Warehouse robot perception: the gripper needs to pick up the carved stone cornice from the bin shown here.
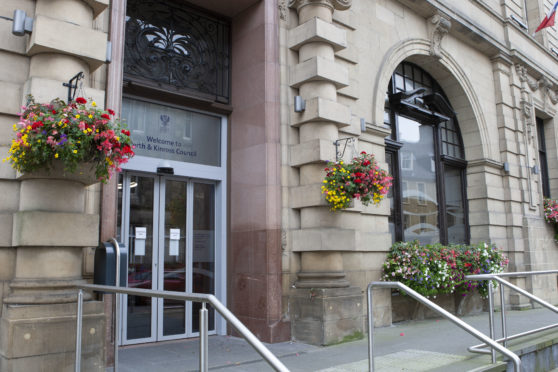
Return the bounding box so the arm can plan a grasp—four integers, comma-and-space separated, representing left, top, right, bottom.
429, 14, 451, 59
539, 76, 558, 105
289, 0, 352, 12
515, 64, 539, 92
520, 98, 535, 143
279, 0, 288, 21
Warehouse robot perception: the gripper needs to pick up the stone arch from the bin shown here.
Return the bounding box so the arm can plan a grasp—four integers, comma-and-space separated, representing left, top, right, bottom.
372, 38, 493, 161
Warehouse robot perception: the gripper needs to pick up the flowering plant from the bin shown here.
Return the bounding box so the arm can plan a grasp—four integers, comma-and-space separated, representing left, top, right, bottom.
382, 241, 509, 298
543, 198, 558, 242
4, 96, 134, 183
321, 151, 392, 211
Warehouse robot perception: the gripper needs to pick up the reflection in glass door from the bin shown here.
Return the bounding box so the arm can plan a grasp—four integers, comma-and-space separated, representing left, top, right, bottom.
118, 173, 216, 344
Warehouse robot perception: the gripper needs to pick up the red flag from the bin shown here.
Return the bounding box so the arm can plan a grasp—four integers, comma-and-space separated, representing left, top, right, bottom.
536, 0, 558, 33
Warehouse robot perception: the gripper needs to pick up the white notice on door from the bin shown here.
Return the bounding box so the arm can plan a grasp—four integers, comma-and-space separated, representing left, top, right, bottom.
169, 228, 180, 256
135, 227, 146, 256
135, 227, 147, 239
170, 228, 180, 240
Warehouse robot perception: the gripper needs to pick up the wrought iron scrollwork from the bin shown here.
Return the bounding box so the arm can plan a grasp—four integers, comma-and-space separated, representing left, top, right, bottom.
125, 0, 230, 102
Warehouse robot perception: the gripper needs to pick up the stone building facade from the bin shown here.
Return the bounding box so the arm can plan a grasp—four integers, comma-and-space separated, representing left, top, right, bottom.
1, 0, 558, 369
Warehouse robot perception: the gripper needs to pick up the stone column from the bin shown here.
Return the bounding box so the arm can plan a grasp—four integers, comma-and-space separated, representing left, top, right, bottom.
288, 0, 363, 345
0, 0, 108, 370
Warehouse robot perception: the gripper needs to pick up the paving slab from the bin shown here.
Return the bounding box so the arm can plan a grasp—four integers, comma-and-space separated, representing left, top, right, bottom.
112, 307, 558, 372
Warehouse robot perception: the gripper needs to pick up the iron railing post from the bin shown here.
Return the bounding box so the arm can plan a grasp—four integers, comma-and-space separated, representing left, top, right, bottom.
499, 283, 507, 347
367, 283, 375, 372
110, 238, 121, 372
200, 303, 208, 372
75, 289, 84, 372
487, 282, 496, 363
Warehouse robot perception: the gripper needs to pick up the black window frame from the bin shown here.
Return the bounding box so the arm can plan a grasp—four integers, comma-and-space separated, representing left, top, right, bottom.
385, 62, 470, 245
536, 117, 551, 198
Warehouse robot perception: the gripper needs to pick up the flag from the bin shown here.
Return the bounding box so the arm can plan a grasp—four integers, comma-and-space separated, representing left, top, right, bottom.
536, 0, 558, 33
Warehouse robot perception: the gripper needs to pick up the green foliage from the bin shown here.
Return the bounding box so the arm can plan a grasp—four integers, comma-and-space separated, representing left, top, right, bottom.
382, 241, 509, 298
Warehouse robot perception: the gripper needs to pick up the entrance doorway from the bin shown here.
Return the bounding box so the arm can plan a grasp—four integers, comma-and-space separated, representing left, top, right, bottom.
118, 172, 218, 344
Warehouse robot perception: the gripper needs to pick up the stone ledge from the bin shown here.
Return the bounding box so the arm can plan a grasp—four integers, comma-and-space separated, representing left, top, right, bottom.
28, 15, 108, 71
290, 138, 337, 167
291, 97, 351, 127
289, 56, 348, 89
82, 0, 109, 18
12, 211, 99, 247
288, 17, 347, 52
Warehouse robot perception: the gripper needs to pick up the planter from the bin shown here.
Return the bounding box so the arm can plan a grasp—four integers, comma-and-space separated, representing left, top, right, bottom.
16, 160, 99, 186
391, 291, 487, 322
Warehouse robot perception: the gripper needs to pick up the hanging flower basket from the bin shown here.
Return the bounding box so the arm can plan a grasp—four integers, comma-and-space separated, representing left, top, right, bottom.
4, 96, 135, 183
543, 198, 558, 243
321, 151, 392, 211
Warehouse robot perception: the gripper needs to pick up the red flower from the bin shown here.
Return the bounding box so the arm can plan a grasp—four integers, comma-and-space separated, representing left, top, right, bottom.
354, 178, 362, 184
362, 160, 370, 166
101, 114, 111, 120
76, 97, 87, 104
121, 129, 130, 136
361, 151, 367, 154
107, 109, 116, 116
464, 263, 472, 268
52, 110, 57, 115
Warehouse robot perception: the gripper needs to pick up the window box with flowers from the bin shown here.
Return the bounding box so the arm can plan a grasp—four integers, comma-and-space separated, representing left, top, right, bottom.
382, 241, 509, 321
4, 96, 134, 185
321, 151, 392, 211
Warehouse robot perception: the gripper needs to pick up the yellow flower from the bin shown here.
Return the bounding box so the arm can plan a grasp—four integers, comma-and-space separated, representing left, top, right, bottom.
91, 101, 97, 107
73, 150, 78, 154
55, 153, 59, 158
88, 114, 93, 119
114, 136, 120, 141
75, 114, 80, 119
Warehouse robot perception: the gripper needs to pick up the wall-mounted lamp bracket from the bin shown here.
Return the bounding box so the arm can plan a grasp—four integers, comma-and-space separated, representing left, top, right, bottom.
503, 162, 510, 173
360, 118, 366, 132
532, 165, 539, 175
333, 137, 355, 162
12, 10, 33, 36
62, 71, 85, 103
294, 96, 306, 112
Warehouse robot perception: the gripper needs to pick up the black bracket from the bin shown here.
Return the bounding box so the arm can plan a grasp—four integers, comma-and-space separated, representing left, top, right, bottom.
62, 71, 84, 103
333, 137, 355, 162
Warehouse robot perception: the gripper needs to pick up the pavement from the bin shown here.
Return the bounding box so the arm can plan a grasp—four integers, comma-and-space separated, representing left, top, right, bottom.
113, 307, 558, 372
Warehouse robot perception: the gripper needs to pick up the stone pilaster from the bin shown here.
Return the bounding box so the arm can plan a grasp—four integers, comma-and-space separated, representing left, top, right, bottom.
288, 0, 362, 345
0, 0, 108, 370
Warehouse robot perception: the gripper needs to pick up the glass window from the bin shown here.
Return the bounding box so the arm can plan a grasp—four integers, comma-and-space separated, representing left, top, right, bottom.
386, 62, 468, 245
125, 0, 230, 103
537, 117, 550, 198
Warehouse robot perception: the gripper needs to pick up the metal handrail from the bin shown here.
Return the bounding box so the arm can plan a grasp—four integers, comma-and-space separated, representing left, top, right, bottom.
367, 281, 521, 372
74, 285, 289, 372
465, 270, 558, 357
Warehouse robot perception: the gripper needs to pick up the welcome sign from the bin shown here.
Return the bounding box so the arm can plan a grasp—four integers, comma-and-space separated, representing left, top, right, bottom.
122, 98, 221, 166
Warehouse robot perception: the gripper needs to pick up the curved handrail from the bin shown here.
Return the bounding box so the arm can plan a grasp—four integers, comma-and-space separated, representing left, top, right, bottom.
367, 281, 521, 372
74, 284, 289, 372
466, 270, 558, 354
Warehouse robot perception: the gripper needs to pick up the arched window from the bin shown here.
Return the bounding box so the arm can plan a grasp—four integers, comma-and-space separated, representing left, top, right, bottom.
384, 62, 469, 245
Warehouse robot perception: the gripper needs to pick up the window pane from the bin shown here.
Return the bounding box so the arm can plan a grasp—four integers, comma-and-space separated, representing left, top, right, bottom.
444, 167, 466, 243
398, 116, 439, 244
386, 151, 396, 244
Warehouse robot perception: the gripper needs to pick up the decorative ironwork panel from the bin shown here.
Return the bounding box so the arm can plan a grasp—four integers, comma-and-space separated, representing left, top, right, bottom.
125, 0, 230, 103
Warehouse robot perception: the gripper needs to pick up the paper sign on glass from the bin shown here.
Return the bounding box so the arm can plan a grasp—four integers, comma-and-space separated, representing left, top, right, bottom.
135, 227, 147, 239
170, 229, 180, 240
135, 227, 146, 256
169, 228, 180, 256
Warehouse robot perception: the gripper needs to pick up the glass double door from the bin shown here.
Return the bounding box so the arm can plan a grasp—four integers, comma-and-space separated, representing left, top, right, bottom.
118, 172, 215, 344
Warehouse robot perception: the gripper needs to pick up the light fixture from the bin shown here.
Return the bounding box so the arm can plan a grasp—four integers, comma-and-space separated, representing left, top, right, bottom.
360, 118, 366, 132
12, 10, 33, 36
294, 96, 306, 112
503, 162, 510, 173
532, 165, 539, 175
